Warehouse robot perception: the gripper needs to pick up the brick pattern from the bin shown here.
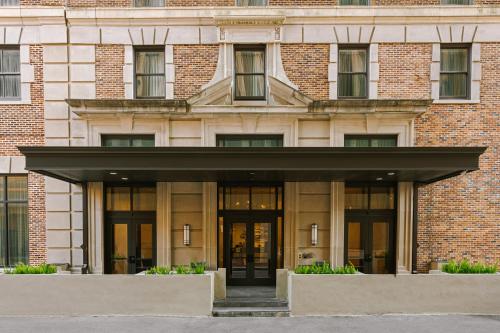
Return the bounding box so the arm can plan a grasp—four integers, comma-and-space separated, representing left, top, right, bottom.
281, 44, 330, 100
378, 43, 432, 100
67, 0, 131, 7
415, 43, 500, 273
95, 45, 125, 99
0, 45, 46, 265
173, 44, 219, 99
20, 0, 64, 5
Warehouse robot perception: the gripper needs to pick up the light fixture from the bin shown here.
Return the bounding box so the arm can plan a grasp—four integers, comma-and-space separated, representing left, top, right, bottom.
376, 177, 383, 181
183, 224, 191, 246
121, 177, 128, 181
387, 172, 395, 176
109, 172, 117, 175
311, 223, 318, 246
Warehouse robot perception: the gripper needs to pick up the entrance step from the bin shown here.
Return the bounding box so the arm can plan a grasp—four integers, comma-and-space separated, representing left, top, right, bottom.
213, 298, 288, 308
212, 306, 290, 317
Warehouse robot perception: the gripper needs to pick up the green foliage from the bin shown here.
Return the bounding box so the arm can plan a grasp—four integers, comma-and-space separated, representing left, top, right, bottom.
442, 259, 497, 274
294, 262, 358, 274
145, 266, 171, 275
190, 262, 207, 274
175, 265, 192, 274
5, 263, 57, 274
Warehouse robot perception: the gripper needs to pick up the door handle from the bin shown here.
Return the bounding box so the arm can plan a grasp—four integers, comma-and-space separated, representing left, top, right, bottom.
128, 256, 136, 264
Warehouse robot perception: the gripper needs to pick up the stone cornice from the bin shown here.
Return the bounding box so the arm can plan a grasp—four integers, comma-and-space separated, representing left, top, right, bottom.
214, 15, 286, 27
0, 7, 65, 25
64, 6, 500, 26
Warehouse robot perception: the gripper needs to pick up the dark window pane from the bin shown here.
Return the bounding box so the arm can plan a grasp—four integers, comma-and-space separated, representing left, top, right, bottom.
136, 75, 165, 98
345, 137, 370, 147
235, 75, 265, 98
441, 0, 470, 4
0, 177, 4, 200
217, 135, 283, 148
236, 0, 267, 5
340, 0, 368, 4
131, 137, 155, 147
7, 176, 27, 201
106, 187, 131, 211
345, 186, 368, 210
7, 203, 28, 265
345, 135, 397, 148
235, 51, 265, 73
0, 0, 20, 5
102, 135, 155, 147
134, 0, 165, 6
338, 73, 367, 98
440, 73, 467, 98
252, 187, 276, 210
225, 187, 250, 210
441, 48, 468, 72
371, 137, 397, 147
133, 187, 156, 211
339, 49, 366, 73
136, 51, 164, 74
370, 187, 395, 210
0, 203, 6, 266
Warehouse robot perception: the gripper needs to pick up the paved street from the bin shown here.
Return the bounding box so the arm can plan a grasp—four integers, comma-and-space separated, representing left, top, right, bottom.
0, 315, 499, 333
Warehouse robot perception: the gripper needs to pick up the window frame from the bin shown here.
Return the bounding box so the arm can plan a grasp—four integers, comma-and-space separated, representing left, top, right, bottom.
337, 45, 369, 99
134, 0, 165, 6
235, 0, 268, 6
344, 135, 398, 147
0, 46, 21, 101
339, 0, 369, 5
101, 134, 156, 147
440, 0, 472, 4
233, 44, 267, 101
216, 134, 283, 148
439, 44, 471, 100
0, 0, 20, 6
0, 175, 29, 268
134, 46, 166, 100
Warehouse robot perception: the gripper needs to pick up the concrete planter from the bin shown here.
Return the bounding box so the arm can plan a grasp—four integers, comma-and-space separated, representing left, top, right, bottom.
0, 273, 214, 316
289, 273, 500, 316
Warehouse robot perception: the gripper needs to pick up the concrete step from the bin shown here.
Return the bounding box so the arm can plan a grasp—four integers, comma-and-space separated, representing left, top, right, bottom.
212, 306, 290, 317
213, 298, 288, 308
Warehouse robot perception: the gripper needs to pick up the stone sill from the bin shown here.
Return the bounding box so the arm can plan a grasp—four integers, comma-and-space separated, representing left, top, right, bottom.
433, 99, 480, 104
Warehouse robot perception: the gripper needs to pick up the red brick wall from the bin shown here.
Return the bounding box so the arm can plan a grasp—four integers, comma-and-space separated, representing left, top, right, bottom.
173, 44, 219, 99
96, 45, 125, 99
415, 43, 500, 272
67, 0, 131, 7
281, 44, 329, 100
378, 43, 432, 100
0, 45, 46, 265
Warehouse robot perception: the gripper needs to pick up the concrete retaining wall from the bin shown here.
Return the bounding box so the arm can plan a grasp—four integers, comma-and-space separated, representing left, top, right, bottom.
289, 273, 500, 316
0, 273, 214, 316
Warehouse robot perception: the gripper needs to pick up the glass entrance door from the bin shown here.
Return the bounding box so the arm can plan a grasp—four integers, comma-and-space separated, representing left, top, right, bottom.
105, 186, 156, 274
345, 215, 395, 274
225, 217, 276, 285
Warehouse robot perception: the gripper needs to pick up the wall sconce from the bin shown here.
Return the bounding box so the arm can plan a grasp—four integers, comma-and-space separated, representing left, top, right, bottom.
183, 224, 191, 246
311, 223, 318, 246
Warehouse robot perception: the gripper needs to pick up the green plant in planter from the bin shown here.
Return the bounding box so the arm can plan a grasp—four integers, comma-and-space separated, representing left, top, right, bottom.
294, 262, 358, 274
145, 266, 171, 275
5, 263, 57, 274
190, 262, 207, 274
175, 265, 192, 274
442, 259, 497, 274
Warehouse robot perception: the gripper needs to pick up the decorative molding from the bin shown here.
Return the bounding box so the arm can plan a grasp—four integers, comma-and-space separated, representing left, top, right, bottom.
214, 15, 286, 27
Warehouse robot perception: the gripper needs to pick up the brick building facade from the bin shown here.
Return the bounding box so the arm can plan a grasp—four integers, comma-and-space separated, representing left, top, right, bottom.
0, 1, 498, 277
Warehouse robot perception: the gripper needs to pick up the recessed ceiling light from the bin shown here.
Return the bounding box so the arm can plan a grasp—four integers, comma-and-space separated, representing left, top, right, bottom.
376, 177, 383, 181
121, 177, 128, 181
109, 172, 117, 175
387, 172, 395, 176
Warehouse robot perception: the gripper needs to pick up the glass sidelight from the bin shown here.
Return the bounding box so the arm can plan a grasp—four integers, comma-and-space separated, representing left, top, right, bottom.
230, 223, 247, 279
105, 185, 156, 274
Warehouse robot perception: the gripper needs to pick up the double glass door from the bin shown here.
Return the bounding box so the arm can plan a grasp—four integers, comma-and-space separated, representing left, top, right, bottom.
224, 215, 276, 285
345, 214, 395, 274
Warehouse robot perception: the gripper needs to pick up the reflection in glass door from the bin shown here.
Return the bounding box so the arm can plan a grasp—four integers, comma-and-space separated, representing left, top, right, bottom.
254, 222, 271, 279
230, 223, 247, 279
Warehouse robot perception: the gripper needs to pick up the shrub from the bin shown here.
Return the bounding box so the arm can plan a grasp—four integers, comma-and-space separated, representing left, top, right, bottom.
442, 259, 497, 274
190, 262, 206, 274
294, 262, 358, 274
5, 263, 57, 274
145, 266, 171, 275
175, 265, 191, 274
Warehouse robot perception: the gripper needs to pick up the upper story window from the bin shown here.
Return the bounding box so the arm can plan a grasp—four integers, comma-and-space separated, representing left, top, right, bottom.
134, 0, 165, 6
441, 0, 472, 4
0, 0, 19, 5
0, 176, 28, 267
338, 46, 368, 99
217, 134, 283, 148
339, 0, 369, 5
234, 45, 266, 101
102, 134, 155, 147
135, 48, 165, 99
440, 45, 469, 99
344, 135, 397, 147
0, 47, 20, 100
236, 0, 267, 5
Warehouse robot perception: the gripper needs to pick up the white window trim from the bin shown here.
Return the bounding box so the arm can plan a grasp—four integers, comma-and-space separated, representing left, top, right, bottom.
431, 43, 480, 104
0, 44, 33, 105
329, 43, 378, 100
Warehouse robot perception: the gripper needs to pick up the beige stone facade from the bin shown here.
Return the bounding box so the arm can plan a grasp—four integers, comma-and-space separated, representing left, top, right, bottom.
0, 3, 498, 276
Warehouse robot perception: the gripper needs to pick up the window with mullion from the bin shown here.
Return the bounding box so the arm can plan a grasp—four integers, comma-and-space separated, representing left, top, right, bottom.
234, 46, 266, 100
0, 0, 19, 6
135, 48, 165, 99
134, 0, 165, 6
236, 0, 267, 5
440, 46, 469, 99
441, 0, 472, 4
0, 176, 28, 267
344, 135, 398, 148
0, 47, 21, 100
338, 47, 368, 99
339, 0, 369, 5
101, 134, 155, 147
